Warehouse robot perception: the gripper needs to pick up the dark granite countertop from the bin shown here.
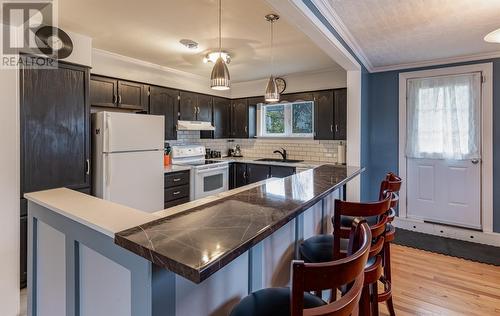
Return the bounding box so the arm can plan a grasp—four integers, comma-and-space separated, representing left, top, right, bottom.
115, 164, 364, 283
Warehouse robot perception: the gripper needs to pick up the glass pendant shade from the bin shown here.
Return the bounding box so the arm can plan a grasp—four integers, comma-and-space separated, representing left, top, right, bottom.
484, 28, 500, 43
264, 75, 279, 102
211, 56, 230, 90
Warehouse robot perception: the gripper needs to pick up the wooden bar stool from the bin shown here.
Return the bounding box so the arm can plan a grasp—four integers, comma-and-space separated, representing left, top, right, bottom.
299, 195, 392, 316
230, 219, 372, 316
377, 173, 402, 316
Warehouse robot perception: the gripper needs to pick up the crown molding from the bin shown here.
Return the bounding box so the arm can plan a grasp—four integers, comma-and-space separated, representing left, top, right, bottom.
371, 50, 500, 73
92, 48, 207, 81
311, 0, 374, 72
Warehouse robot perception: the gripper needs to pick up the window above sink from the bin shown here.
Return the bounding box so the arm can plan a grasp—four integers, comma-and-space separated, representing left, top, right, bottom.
257, 101, 314, 138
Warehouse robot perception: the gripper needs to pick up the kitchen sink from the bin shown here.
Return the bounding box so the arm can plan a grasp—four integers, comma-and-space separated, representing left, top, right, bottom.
256, 158, 304, 163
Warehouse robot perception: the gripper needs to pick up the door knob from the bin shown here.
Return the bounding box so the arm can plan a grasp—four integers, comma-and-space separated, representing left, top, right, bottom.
471, 159, 480, 164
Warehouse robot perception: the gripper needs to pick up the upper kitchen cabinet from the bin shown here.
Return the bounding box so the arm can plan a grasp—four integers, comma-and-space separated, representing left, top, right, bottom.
314, 90, 334, 140
333, 88, 347, 140
231, 98, 256, 138
21, 61, 91, 194
179, 91, 213, 122
149, 86, 179, 140
313, 89, 347, 140
211, 97, 231, 138
90, 75, 148, 112
280, 92, 314, 102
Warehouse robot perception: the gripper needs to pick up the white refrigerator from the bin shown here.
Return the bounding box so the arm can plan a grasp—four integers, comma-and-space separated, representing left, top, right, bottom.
92, 111, 164, 213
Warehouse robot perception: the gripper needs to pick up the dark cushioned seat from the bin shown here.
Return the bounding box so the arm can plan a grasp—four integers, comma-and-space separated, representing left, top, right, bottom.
300, 235, 377, 268
230, 287, 326, 316
299, 234, 349, 263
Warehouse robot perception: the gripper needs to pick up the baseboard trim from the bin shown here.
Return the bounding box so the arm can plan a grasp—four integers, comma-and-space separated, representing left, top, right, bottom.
393, 217, 500, 247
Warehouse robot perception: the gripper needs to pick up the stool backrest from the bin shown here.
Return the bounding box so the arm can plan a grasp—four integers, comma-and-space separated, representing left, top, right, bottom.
291, 219, 371, 316
333, 194, 391, 259
379, 172, 402, 208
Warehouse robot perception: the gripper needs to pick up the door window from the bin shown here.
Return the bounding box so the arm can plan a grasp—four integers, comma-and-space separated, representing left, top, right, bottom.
406, 72, 481, 160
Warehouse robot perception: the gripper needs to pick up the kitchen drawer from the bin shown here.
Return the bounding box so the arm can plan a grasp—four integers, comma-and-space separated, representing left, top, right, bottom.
164, 184, 189, 202
164, 171, 190, 187
164, 197, 190, 209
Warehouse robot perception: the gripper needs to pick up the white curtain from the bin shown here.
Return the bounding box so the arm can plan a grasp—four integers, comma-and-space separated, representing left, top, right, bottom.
406, 72, 481, 160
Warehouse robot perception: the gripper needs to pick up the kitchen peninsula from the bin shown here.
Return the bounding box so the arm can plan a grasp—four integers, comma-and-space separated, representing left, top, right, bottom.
25, 164, 362, 316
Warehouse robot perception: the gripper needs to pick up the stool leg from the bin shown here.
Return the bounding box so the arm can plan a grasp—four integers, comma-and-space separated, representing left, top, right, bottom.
371, 282, 379, 316
360, 285, 371, 316
384, 243, 396, 316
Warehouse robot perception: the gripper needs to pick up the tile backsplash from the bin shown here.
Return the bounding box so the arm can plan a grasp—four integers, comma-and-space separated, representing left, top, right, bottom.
167, 131, 346, 163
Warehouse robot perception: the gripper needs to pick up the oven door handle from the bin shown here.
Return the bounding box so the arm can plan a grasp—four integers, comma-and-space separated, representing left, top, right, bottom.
196, 166, 228, 174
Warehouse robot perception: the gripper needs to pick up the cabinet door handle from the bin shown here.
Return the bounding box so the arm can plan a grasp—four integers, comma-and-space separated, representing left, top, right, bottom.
244, 126, 248, 133
335, 124, 338, 132
330, 124, 333, 132
173, 191, 181, 195
243, 171, 247, 179
86, 159, 90, 175
193, 106, 197, 116
113, 94, 117, 104
118, 95, 122, 104
173, 178, 181, 182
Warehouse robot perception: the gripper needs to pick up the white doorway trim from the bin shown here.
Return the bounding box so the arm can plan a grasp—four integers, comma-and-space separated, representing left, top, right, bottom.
398, 63, 494, 233
265, 0, 363, 200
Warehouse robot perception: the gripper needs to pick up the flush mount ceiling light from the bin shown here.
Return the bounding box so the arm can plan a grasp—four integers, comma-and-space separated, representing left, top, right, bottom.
203, 51, 231, 64
179, 39, 199, 50
484, 28, 500, 43
210, 0, 230, 91
264, 14, 280, 103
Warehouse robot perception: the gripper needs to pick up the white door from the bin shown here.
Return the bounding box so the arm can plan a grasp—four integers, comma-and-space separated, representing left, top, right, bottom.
104, 112, 164, 152
104, 150, 164, 212
405, 72, 482, 229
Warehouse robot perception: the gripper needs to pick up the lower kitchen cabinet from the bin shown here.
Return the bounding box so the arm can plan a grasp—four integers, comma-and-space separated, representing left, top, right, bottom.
232, 163, 297, 188
164, 170, 190, 208
246, 164, 270, 183
270, 165, 296, 178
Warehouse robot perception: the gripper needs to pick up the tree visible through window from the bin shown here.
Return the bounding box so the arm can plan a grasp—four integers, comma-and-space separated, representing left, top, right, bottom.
261, 101, 314, 137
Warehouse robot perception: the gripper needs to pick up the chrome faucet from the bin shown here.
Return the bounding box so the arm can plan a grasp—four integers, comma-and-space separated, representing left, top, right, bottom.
273, 148, 287, 161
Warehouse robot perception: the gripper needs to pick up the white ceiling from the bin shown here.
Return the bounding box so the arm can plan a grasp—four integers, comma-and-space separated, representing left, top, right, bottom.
327, 0, 500, 69
58, 0, 340, 82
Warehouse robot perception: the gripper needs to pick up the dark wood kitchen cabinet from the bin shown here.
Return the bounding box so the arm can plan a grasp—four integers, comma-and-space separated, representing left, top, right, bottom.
234, 163, 248, 188
246, 164, 270, 183
270, 165, 296, 178
149, 86, 179, 140
230, 98, 256, 138
20, 60, 90, 288
90, 75, 148, 111
314, 90, 335, 140
313, 88, 347, 140
333, 88, 347, 140
280, 92, 314, 102
164, 170, 190, 208
21, 62, 91, 194
179, 91, 212, 122
210, 96, 231, 138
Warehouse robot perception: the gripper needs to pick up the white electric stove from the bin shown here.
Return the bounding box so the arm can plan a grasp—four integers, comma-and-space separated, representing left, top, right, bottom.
171, 145, 229, 200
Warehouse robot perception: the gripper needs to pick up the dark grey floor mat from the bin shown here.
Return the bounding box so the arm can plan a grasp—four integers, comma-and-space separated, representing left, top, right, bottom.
393, 228, 500, 266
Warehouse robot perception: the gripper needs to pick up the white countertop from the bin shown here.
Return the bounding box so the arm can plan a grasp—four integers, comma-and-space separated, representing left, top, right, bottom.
24, 188, 160, 238
164, 164, 191, 173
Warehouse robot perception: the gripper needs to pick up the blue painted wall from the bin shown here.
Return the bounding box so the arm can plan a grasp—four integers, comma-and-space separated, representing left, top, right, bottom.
367, 59, 500, 232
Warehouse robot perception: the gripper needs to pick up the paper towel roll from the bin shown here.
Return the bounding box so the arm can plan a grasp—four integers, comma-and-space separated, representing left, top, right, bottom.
337, 142, 346, 165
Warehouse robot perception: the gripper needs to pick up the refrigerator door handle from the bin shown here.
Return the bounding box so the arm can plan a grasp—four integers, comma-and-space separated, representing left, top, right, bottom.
105, 154, 111, 187
105, 114, 111, 152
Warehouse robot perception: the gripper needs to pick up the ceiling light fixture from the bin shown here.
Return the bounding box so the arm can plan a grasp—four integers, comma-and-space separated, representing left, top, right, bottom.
210, 0, 230, 90
179, 39, 199, 50
264, 14, 280, 103
203, 51, 231, 64
484, 28, 500, 43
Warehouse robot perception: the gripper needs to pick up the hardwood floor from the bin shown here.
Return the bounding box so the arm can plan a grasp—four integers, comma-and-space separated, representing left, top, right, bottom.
379, 245, 500, 315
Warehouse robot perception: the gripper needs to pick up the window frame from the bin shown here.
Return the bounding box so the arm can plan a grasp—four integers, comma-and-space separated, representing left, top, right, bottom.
259, 101, 315, 139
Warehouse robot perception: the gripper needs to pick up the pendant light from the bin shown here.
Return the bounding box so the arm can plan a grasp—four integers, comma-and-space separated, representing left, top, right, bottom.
210, 0, 230, 90
264, 14, 280, 102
